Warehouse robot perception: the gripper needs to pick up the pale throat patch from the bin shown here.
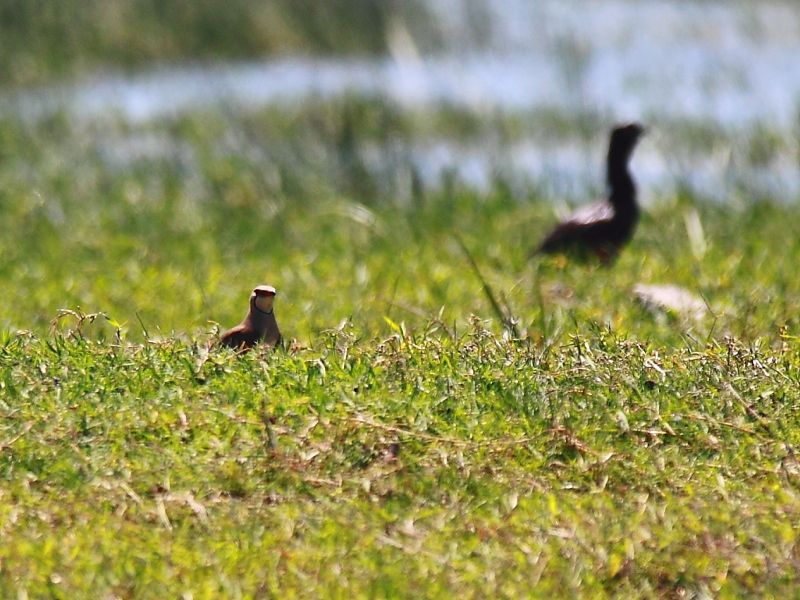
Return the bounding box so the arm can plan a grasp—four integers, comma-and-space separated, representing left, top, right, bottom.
254, 295, 275, 313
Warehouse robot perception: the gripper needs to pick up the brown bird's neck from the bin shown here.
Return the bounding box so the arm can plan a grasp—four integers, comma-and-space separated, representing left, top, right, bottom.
606, 147, 637, 215
245, 303, 276, 335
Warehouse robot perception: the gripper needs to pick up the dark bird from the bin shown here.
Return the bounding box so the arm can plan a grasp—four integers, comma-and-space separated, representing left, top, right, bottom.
534, 123, 645, 262
219, 285, 281, 350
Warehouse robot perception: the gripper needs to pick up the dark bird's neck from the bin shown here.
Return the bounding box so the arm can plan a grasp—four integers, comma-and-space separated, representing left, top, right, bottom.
606, 147, 638, 217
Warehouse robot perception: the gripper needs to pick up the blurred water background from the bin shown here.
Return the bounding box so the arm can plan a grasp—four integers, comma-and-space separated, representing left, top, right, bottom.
2, 0, 800, 203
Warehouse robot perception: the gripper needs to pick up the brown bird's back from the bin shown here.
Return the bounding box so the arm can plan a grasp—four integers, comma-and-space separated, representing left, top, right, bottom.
219, 324, 271, 350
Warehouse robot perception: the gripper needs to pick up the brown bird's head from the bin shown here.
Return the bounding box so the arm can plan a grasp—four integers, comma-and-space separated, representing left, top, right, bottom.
609, 122, 645, 160
250, 285, 277, 314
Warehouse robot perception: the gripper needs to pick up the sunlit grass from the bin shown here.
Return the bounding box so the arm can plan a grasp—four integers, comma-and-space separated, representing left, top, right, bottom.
2, 319, 800, 596
1, 102, 800, 597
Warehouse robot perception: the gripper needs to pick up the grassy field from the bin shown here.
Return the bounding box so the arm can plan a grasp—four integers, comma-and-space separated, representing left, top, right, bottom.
0, 0, 436, 86
1, 100, 800, 597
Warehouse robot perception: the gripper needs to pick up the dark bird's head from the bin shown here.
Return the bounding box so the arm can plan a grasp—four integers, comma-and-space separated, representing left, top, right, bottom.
250, 285, 277, 314
609, 122, 645, 162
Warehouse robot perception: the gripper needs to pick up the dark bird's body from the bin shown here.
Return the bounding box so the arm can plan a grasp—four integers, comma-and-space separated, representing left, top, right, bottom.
219, 285, 281, 350
535, 123, 645, 262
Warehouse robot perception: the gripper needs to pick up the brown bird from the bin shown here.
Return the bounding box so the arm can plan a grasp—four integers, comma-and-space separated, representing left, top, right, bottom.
219, 285, 281, 350
534, 123, 645, 262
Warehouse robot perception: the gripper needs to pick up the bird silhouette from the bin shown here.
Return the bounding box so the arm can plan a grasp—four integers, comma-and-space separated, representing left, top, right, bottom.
534, 123, 645, 262
219, 285, 281, 350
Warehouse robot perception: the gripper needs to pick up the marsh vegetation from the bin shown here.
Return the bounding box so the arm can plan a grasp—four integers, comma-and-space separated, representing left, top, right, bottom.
2, 1, 800, 596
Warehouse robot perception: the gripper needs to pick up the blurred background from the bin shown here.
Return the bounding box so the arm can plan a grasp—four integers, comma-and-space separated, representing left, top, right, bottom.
3, 0, 800, 200
1, 0, 799, 337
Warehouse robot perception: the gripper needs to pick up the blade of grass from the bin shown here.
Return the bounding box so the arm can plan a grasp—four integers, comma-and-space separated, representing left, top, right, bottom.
454, 234, 520, 338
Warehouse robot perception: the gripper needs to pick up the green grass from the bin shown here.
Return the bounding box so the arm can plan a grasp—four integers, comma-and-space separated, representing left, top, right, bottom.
0, 0, 436, 86
3, 319, 800, 596
2, 103, 800, 597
